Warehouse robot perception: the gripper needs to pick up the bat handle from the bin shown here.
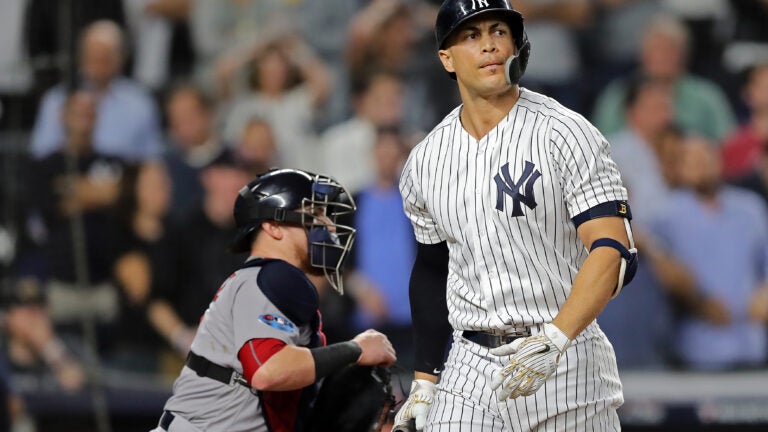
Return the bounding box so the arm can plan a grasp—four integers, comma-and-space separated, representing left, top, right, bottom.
392, 419, 416, 432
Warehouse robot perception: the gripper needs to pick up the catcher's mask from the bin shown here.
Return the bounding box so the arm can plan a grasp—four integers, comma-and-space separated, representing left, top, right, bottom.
230, 168, 356, 294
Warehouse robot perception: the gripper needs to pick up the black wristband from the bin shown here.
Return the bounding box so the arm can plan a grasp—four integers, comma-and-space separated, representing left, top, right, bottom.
310, 341, 362, 380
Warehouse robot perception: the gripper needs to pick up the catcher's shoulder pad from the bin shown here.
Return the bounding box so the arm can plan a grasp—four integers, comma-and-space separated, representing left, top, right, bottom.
256, 259, 319, 326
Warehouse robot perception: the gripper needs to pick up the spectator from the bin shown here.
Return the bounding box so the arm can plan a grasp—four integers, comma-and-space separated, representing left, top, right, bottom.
0, 0, 32, 96
31, 20, 163, 162
0, 353, 33, 430
21, 89, 123, 327
722, 0, 768, 76
592, 14, 736, 142
346, 128, 416, 366
234, 118, 278, 177
653, 137, 768, 370
593, 0, 662, 74
721, 64, 768, 179
660, 0, 730, 81
164, 83, 228, 218
656, 123, 687, 188
147, 159, 251, 361
347, 0, 419, 81
9, 88, 111, 387
24, 0, 126, 92
222, 37, 330, 172
599, 76, 676, 369
109, 161, 172, 372
3, 278, 85, 391
190, 0, 291, 93
321, 71, 404, 194
586, 0, 663, 111
731, 154, 768, 211
610, 76, 675, 223
346, 0, 451, 132
124, 0, 194, 91
297, 0, 363, 126
513, 0, 595, 110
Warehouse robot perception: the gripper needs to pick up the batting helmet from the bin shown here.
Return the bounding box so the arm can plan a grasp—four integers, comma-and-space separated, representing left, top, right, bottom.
230, 168, 356, 294
435, 0, 530, 84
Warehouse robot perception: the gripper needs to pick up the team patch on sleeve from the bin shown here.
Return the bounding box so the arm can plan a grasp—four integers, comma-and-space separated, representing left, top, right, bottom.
259, 314, 298, 334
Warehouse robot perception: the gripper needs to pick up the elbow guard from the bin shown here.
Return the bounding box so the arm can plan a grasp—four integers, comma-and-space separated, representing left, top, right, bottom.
590, 219, 638, 298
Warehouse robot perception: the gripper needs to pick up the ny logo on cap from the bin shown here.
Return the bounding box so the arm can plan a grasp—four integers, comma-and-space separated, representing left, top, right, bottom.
471, 0, 490, 9
494, 161, 541, 216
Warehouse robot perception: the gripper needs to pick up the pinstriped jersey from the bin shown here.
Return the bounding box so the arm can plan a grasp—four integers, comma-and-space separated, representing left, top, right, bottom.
399, 88, 628, 332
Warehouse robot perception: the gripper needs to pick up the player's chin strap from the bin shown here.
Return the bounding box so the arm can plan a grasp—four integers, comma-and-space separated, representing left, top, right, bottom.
589, 219, 638, 299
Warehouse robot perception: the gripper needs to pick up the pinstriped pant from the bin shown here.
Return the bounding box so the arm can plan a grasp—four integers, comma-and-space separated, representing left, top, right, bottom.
425, 324, 623, 431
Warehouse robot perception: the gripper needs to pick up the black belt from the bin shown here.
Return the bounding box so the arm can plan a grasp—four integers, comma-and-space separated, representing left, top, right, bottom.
160, 410, 174, 430
186, 351, 249, 388
461, 328, 531, 348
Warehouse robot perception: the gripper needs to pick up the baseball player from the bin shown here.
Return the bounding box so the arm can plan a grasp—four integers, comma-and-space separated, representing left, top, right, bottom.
393, 1, 637, 431
151, 169, 396, 432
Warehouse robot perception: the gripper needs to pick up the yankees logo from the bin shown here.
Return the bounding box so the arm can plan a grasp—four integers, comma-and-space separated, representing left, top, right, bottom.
471, 0, 490, 8
494, 160, 541, 216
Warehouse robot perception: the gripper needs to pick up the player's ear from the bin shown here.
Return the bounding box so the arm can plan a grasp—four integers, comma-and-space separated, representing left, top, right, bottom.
261, 220, 284, 241
439, 48, 455, 74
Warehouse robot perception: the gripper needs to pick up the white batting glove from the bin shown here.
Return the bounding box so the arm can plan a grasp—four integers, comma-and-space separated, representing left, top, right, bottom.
490, 323, 571, 400
394, 379, 436, 431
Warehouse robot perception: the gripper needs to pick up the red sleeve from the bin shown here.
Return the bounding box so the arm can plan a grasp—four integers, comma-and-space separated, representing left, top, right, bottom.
238, 338, 287, 382
317, 310, 327, 347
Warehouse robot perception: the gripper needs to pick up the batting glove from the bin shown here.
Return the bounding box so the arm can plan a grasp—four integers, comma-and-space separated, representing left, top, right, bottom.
490, 323, 571, 400
394, 379, 436, 431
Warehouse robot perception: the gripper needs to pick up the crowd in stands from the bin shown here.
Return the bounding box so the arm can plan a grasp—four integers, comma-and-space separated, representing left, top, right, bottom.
1, 0, 768, 428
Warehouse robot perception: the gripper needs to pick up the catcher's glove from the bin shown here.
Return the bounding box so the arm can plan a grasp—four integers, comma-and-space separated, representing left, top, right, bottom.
307, 365, 395, 432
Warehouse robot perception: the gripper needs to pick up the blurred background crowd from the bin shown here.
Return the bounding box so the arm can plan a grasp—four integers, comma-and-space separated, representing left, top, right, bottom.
1, 0, 768, 431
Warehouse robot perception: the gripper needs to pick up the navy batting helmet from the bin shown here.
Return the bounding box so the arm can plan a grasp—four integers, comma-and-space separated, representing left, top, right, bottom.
230, 168, 356, 293
435, 0, 530, 84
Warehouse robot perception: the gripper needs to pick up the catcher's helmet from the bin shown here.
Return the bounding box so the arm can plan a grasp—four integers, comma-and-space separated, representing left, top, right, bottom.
435, 0, 530, 84
230, 168, 356, 294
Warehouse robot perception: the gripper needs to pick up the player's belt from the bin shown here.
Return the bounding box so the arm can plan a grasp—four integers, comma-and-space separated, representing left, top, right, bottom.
461, 328, 531, 348
159, 410, 175, 430
186, 351, 250, 388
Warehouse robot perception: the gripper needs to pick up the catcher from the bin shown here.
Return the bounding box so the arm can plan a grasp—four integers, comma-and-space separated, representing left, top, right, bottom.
151, 169, 396, 432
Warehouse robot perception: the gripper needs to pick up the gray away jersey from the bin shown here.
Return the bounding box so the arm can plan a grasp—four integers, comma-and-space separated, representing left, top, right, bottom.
400, 88, 628, 332
163, 265, 314, 432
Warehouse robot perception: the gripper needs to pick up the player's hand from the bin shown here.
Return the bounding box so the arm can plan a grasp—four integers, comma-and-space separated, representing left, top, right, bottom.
490, 323, 571, 400
696, 297, 731, 326
394, 379, 436, 431
749, 285, 768, 323
171, 326, 196, 356
352, 329, 396, 367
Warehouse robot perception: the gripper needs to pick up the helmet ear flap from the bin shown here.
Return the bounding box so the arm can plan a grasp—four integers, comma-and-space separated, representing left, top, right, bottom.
504, 38, 530, 85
